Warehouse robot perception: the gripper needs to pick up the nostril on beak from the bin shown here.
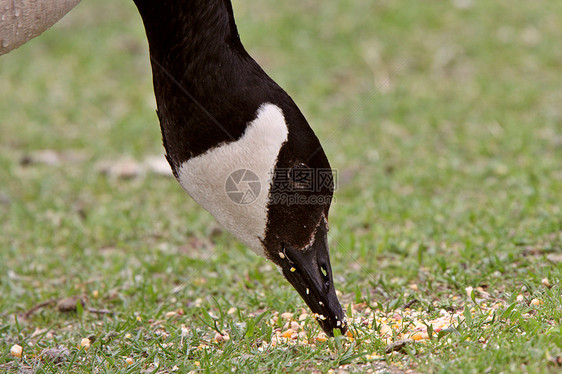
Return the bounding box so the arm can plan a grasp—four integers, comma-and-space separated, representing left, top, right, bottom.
319, 263, 330, 292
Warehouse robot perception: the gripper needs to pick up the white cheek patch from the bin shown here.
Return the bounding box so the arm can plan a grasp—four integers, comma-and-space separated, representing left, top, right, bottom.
177, 103, 288, 257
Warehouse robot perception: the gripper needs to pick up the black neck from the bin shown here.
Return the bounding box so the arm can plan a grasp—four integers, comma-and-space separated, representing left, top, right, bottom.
134, 0, 243, 67
133, 0, 286, 170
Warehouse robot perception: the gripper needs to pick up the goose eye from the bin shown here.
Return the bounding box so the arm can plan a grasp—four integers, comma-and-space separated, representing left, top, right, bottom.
288, 163, 313, 190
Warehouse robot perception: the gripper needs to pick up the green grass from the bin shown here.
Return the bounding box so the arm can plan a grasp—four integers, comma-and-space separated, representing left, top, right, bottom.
1, 0, 561, 372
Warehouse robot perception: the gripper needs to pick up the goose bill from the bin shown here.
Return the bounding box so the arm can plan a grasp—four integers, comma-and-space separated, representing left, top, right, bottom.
280, 223, 347, 336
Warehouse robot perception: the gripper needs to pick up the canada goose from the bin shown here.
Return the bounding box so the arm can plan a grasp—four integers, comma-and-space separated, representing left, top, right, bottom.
132, 0, 347, 335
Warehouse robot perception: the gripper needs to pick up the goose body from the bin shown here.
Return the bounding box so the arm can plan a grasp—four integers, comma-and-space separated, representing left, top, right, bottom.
133, 0, 346, 335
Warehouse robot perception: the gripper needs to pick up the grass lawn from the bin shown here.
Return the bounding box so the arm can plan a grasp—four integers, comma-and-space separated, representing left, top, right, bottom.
1, 0, 561, 372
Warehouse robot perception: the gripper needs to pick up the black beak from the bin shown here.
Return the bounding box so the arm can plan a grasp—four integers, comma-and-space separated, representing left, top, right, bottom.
279, 222, 347, 336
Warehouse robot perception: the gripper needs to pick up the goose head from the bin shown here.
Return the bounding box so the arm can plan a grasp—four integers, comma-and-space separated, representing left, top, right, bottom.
175, 102, 346, 336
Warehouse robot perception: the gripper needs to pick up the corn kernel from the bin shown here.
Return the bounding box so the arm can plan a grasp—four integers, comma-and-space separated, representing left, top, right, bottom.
380, 324, 391, 335
316, 335, 328, 342
280, 312, 293, 320
530, 298, 541, 306
125, 357, 134, 365
80, 338, 91, 350
10, 344, 22, 358
214, 332, 230, 342
411, 332, 423, 341
281, 328, 294, 338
